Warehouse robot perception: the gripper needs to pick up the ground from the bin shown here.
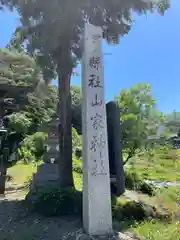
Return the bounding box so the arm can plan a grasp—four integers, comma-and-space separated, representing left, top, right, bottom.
1, 163, 136, 240
1, 149, 180, 240
1, 184, 179, 240
0, 199, 81, 240
0, 163, 80, 240
0, 197, 135, 240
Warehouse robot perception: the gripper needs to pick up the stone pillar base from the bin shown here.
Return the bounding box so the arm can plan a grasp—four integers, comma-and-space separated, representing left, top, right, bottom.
0, 193, 5, 199
62, 229, 138, 240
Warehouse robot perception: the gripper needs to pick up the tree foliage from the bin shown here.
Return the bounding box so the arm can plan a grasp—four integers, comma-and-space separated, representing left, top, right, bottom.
25, 85, 58, 127
0, 48, 58, 132
0, 48, 42, 87
116, 84, 163, 164
3, 0, 170, 79
7, 112, 33, 134
72, 127, 82, 155
0, 0, 170, 187
18, 132, 48, 163
71, 85, 82, 134
0, 48, 58, 166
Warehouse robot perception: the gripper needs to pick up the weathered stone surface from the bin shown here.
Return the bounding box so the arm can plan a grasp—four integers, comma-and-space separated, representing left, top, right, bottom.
30, 163, 59, 191
40, 118, 59, 163
82, 23, 112, 235
62, 229, 139, 240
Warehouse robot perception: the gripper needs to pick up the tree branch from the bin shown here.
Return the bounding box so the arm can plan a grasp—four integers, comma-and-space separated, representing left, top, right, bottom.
123, 143, 137, 165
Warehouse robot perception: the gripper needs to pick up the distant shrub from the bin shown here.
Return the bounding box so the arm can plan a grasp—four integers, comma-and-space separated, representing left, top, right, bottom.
125, 171, 141, 190
139, 182, 155, 196
125, 171, 154, 196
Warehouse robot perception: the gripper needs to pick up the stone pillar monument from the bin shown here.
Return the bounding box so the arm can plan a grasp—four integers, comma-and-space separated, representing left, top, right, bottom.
82, 23, 112, 236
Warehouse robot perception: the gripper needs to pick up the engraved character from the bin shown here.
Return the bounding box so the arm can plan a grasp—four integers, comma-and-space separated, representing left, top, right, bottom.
91, 94, 102, 107
89, 56, 101, 70
90, 113, 104, 130
88, 74, 102, 88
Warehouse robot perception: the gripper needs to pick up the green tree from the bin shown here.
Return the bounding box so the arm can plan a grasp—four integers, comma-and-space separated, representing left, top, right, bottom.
18, 132, 48, 163
2, 86, 58, 169
0, 47, 57, 135
72, 127, 82, 155
0, 48, 41, 87
7, 112, 33, 134
0, 48, 44, 193
0, 48, 43, 153
71, 85, 82, 134
116, 83, 162, 164
3, 0, 170, 187
25, 85, 58, 129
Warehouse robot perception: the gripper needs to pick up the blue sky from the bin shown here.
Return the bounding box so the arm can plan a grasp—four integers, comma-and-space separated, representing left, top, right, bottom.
0, 1, 180, 113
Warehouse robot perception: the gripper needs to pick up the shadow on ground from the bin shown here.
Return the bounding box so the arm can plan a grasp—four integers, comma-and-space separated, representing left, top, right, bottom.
0, 199, 81, 240
0, 197, 144, 240
0, 188, 172, 240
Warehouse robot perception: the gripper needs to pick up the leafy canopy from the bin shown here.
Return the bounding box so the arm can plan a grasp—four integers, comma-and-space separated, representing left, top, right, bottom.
0, 48, 42, 87
0, 48, 58, 162
2, 0, 170, 80
116, 83, 163, 163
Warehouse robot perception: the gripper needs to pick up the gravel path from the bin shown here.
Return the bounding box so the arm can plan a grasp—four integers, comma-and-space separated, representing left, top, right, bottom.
0, 190, 139, 240
0, 191, 81, 240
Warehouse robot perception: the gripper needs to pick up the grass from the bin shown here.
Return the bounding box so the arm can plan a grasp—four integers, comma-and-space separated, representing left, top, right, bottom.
129, 186, 180, 212
7, 161, 42, 185
116, 148, 180, 240
73, 171, 82, 191
125, 148, 180, 182
133, 220, 180, 240
6, 152, 180, 240
7, 159, 83, 191
111, 186, 180, 239
153, 187, 180, 218
73, 155, 83, 191
123, 187, 180, 240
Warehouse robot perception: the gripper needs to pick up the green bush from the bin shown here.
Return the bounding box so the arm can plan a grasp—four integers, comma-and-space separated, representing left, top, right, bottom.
18, 132, 48, 162
27, 186, 82, 217
112, 201, 156, 222
125, 171, 154, 196
72, 127, 82, 156
139, 182, 155, 196
125, 171, 141, 190
72, 156, 82, 174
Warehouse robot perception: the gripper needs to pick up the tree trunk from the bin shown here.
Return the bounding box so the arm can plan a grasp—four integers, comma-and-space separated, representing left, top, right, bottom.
0, 108, 6, 195
0, 167, 7, 195
0, 156, 7, 195
57, 48, 74, 188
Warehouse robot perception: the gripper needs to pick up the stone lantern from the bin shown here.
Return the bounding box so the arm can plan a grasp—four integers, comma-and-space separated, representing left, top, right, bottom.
42, 117, 60, 163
